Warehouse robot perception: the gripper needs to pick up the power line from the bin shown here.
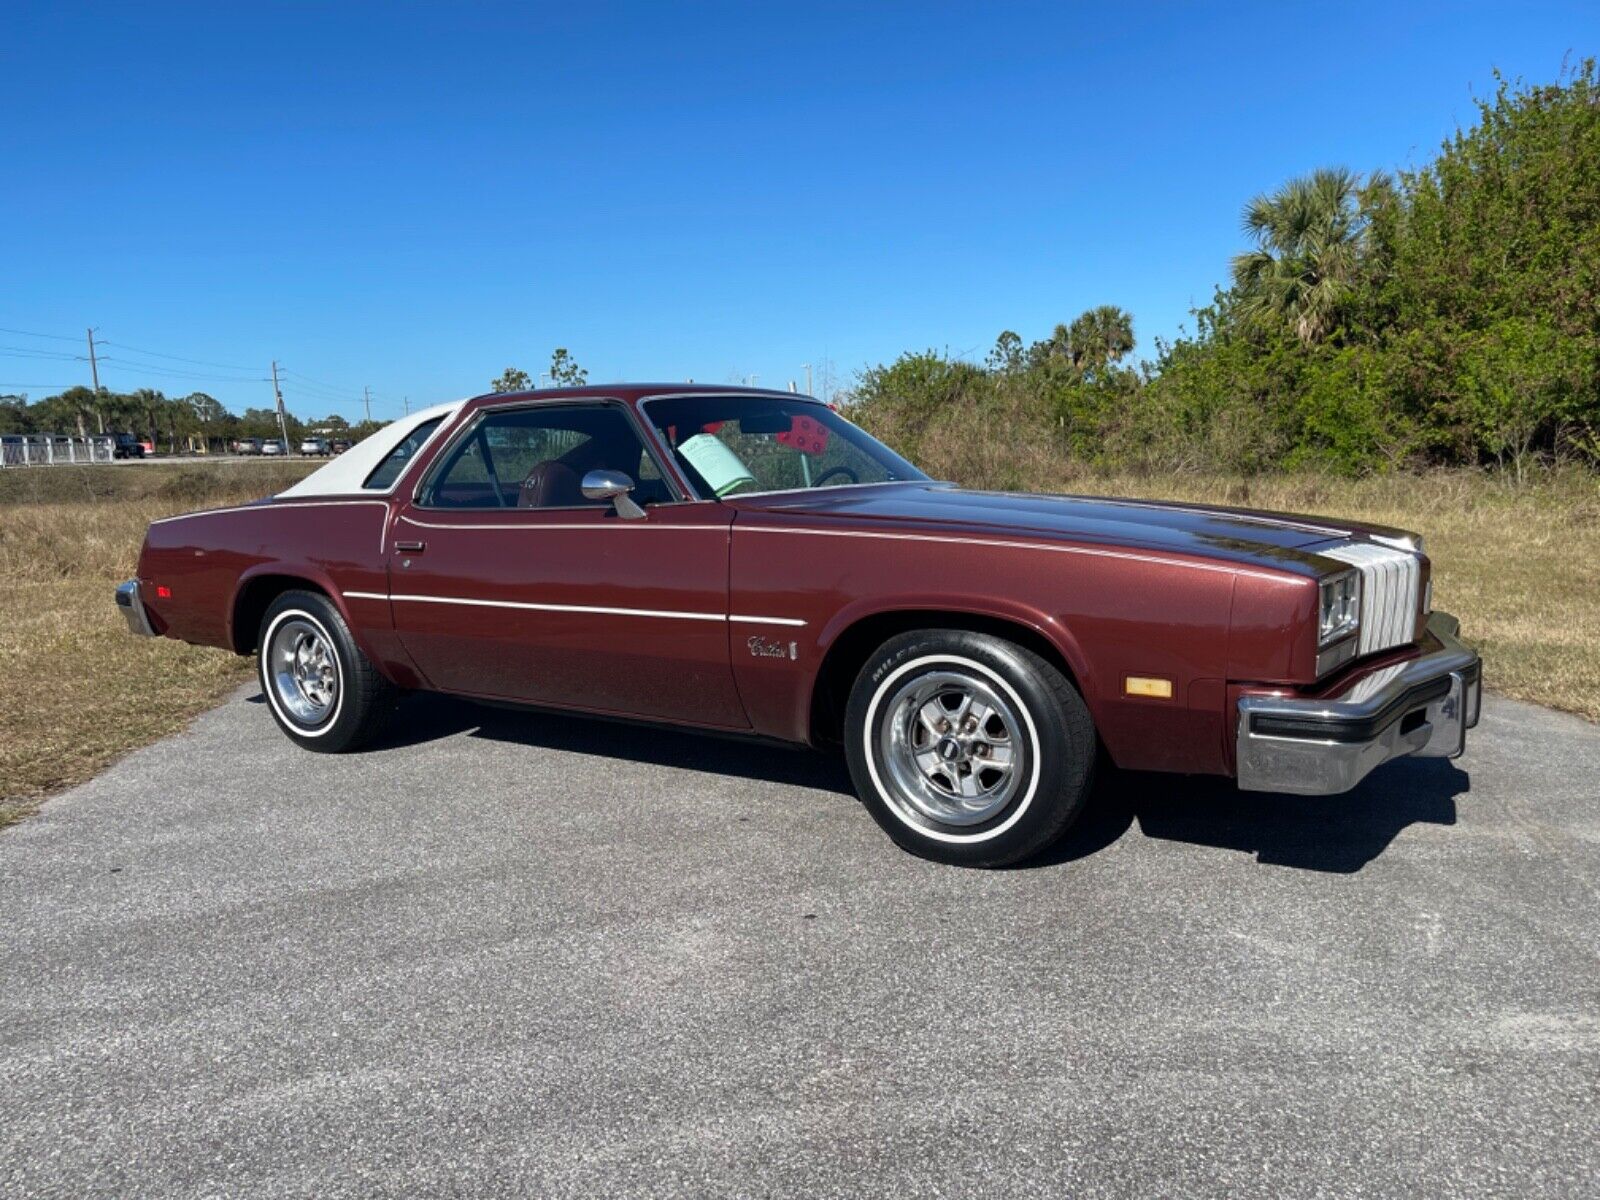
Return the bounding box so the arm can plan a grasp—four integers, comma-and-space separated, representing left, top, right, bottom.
0, 345, 87, 361
97, 357, 269, 384
280, 393, 367, 416
279, 367, 371, 401
98, 339, 262, 372
0, 324, 81, 343
278, 376, 366, 403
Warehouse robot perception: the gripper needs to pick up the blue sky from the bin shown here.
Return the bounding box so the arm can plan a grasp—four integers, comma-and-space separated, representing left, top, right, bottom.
2, 2, 1594, 422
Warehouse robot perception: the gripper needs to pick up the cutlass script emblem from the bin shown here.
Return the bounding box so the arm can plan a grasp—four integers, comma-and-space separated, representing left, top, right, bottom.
748, 636, 797, 660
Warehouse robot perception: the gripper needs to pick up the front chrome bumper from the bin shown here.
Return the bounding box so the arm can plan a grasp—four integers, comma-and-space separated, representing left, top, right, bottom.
1235, 611, 1480, 795
115, 578, 155, 637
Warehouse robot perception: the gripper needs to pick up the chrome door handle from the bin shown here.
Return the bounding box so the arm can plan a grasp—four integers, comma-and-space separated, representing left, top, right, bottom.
394, 540, 426, 553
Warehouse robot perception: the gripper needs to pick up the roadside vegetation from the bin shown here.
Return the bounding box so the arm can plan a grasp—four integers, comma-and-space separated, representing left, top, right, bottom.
851, 64, 1599, 479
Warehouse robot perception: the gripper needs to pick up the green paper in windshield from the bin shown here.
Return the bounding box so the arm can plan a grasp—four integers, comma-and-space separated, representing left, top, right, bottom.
679, 434, 757, 497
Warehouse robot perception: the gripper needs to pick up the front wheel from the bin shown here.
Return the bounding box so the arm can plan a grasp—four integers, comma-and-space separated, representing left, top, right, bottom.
844, 630, 1095, 866
258, 589, 397, 753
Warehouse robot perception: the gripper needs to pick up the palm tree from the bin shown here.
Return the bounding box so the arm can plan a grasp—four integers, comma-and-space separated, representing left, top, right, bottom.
1038, 306, 1136, 376
132, 388, 167, 448
1066, 305, 1135, 373
1230, 167, 1380, 345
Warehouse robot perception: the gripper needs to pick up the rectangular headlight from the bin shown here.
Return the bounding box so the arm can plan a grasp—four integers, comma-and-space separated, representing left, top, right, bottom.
1319, 570, 1361, 647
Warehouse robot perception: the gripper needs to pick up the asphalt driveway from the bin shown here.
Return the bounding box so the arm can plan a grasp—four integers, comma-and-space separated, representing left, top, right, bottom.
2, 688, 1597, 1198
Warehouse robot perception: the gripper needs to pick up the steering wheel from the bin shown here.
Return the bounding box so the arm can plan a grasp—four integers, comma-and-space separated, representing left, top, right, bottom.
812, 464, 859, 487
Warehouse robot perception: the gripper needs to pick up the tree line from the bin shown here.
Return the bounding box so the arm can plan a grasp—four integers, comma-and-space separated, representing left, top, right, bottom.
0, 386, 389, 451
850, 61, 1599, 480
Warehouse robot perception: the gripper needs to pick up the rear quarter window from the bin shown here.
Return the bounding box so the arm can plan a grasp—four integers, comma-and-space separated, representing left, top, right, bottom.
364, 418, 443, 490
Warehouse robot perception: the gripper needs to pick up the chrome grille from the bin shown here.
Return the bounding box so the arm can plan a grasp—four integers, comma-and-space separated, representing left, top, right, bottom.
1320, 541, 1422, 656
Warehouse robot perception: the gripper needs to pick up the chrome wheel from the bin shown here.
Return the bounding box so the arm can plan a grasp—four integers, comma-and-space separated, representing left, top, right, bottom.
878, 668, 1025, 827
268, 617, 340, 727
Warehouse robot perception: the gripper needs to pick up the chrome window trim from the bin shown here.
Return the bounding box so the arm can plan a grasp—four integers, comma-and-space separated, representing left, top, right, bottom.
396, 508, 723, 531
702, 479, 927, 502
412, 395, 687, 511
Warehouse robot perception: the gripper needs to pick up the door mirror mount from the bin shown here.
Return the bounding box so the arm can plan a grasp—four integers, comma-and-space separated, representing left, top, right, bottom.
580, 469, 647, 520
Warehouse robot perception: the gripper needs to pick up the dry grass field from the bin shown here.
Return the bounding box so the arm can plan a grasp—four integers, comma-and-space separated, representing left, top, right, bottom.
0, 461, 317, 825
2, 459, 1595, 826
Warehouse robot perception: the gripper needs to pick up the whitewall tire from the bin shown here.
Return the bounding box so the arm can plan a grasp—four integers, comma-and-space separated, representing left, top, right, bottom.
844, 630, 1095, 866
257, 589, 397, 753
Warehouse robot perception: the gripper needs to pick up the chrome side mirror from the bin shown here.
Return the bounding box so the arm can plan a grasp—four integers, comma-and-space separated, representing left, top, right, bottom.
580, 469, 646, 520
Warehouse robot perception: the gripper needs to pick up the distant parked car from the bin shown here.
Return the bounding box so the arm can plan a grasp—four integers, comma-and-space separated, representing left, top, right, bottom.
329, 439, 352, 455
260, 439, 286, 456
299, 437, 331, 457
233, 437, 263, 455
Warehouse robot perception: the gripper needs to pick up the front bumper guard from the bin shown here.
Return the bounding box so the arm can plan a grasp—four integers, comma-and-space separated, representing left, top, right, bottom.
115, 578, 156, 637
1236, 611, 1480, 795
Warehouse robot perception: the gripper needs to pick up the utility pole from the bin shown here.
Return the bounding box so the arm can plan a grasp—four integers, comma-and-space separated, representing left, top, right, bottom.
363, 386, 372, 425
403, 395, 409, 416
803, 363, 812, 397
86, 328, 104, 433
271, 360, 292, 456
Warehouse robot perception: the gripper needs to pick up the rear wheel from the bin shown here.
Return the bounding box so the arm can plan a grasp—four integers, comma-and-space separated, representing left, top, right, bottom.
257, 589, 397, 752
844, 630, 1095, 867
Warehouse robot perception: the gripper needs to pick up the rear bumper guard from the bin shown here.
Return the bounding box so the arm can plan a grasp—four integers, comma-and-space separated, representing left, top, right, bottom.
115, 579, 156, 638
1236, 611, 1480, 795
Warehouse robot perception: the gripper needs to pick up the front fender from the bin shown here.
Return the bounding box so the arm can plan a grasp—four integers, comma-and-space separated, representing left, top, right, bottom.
814, 594, 1098, 708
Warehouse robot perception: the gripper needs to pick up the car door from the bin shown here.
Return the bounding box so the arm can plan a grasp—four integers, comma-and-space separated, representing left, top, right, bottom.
386, 399, 749, 729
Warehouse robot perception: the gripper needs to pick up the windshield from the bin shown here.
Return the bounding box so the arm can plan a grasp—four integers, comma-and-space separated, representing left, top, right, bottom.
641, 396, 926, 499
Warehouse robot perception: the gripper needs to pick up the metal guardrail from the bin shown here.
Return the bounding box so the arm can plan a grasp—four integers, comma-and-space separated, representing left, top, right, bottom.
1, 438, 117, 467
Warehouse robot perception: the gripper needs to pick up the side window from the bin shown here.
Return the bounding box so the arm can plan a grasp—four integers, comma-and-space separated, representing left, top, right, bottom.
424, 404, 665, 510
363, 418, 443, 490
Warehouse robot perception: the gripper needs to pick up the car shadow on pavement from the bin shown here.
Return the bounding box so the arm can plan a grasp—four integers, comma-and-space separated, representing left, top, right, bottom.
344, 692, 1468, 873
1028, 755, 1468, 873
371, 692, 860, 797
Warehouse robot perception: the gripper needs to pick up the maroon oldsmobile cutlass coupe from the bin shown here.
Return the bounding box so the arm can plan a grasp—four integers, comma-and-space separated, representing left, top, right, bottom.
118, 384, 1480, 865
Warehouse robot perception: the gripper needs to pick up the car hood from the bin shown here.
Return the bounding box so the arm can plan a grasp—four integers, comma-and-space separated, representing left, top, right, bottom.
733, 482, 1373, 570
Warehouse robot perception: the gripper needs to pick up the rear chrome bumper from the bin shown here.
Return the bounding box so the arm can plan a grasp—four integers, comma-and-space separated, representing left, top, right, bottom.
1235, 611, 1480, 795
115, 578, 155, 637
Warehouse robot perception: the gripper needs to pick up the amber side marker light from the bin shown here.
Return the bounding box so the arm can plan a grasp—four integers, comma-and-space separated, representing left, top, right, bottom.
1124, 676, 1173, 699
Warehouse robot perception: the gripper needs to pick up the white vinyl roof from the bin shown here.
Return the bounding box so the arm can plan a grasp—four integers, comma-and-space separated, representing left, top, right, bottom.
276, 400, 465, 498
